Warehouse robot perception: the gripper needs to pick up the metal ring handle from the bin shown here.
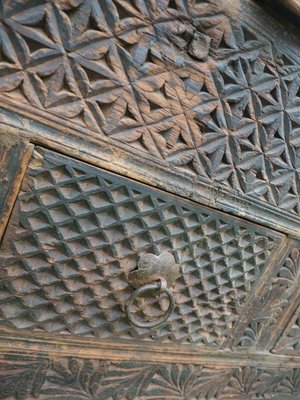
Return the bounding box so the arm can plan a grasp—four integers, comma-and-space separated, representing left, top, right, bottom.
125, 279, 175, 329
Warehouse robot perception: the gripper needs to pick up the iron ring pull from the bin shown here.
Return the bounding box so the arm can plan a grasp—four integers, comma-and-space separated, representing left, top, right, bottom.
125, 278, 175, 329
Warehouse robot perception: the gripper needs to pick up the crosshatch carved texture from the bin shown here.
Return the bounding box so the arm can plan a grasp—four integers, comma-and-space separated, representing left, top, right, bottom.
0, 151, 282, 345
0, 0, 299, 219
0, 148, 283, 346
1, 353, 300, 399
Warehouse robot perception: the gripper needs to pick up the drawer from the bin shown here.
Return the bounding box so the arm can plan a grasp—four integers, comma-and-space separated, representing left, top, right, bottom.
0, 146, 287, 349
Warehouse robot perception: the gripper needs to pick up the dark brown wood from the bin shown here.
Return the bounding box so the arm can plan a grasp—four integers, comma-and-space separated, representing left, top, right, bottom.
0, 147, 285, 348
0, 0, 298, 238
1, 352, 300, 399
1, 329, 300, 368
0, 133, 33, 241
0, 0, 299, 398
223, 237, 295, 350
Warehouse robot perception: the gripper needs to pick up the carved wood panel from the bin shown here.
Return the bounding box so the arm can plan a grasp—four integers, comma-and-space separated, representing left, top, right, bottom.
237, 242, 300, 352
0, 135, 33, 240
1, 353, 300, 399
0, 0, 299, 238
0, 0, 300, 397
274, 306, 300, 355
0, 147, 285, 347
272, 244, 300, 355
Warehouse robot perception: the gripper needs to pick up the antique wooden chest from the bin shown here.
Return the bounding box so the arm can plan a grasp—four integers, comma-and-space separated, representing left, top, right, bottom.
0, 0, 299, 398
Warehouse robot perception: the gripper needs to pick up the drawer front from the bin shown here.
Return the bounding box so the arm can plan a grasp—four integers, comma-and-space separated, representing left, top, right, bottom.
0, 0, 300, 396
0, 147, 284, 347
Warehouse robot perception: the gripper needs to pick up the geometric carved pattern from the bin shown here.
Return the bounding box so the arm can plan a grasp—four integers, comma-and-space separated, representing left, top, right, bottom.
1, 354, 300, 399
0, 0, 299, 217
238, 243, 300, 350
0, 148, 283, 347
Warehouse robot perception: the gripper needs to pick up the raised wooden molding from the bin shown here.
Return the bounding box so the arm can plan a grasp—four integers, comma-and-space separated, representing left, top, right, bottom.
236, 242, 300, 352
223, 237, 296, 350
0, 133, 33, 241
1, 351, 300, 399
0, 329, 300, 369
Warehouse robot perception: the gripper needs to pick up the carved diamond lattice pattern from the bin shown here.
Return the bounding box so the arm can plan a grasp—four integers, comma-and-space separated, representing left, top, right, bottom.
0, 0, 298, 215
0, 149, 280, 346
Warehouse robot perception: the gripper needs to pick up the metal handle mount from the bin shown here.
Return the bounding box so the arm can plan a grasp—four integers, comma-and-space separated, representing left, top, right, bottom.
125, 278, 175, 329
125, 252, 179, 329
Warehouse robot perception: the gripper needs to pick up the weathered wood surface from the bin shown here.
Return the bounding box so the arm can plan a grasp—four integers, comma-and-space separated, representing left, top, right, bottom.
240, 243, 300, 352
1, 352, 300, 399
1, 328, 300, 368
0, 0, 299, 398
0, 0, 298, 237
0, 147, 287, 348
0, 134, 33, 241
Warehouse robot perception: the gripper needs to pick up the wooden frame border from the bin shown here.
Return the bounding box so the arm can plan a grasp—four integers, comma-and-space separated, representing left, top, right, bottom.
0, 133, 33, 241
0, 328, 299, 368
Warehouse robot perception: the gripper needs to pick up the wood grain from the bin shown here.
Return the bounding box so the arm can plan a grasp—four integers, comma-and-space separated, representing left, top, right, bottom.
0, 329, 300, 368
0, 0, 298, 238
0, 0, 299, 396
237, 242, 300, 351
0, 147, 285, 348
0, 133, 33, 241
0, 352, 300, 399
